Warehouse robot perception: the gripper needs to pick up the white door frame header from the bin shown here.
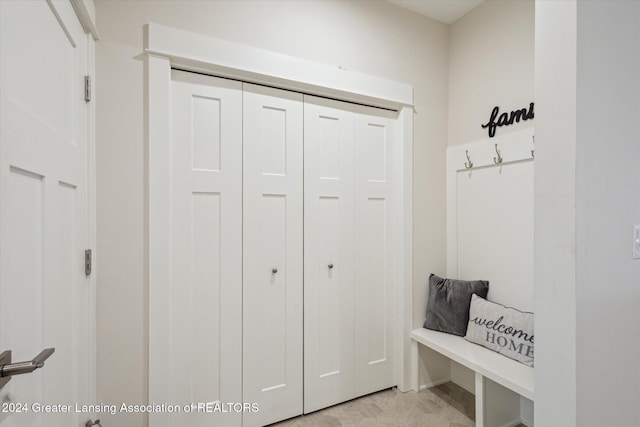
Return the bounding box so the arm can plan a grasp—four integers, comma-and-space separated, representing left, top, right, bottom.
143, 23, 413, 110
144, 22, 415, 402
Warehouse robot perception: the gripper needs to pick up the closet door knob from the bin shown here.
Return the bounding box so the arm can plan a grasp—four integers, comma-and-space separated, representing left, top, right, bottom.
328, 263, 334, 269
272, 268, 278, 274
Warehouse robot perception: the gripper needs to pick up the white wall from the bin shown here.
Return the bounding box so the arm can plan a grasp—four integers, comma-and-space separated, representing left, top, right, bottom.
96, 40, 146, 426
442, 0, 535, 410
448, 0, 534, 147
444, 4, 536, 423
574, 1, 640, 425
534, 1, 577, 424
95, 2, 449, 426
535, 0, 640, 425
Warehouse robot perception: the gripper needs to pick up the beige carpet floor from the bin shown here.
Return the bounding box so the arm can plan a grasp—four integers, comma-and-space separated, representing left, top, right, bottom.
272, 383, 525, 427
270, 382, 484, 427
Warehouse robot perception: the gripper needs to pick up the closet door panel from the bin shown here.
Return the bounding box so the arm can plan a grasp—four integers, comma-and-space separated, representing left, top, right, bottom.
169, 70, 243, 427
243, 83, 304, 427
303, 97, 356, 413
354, 107, 398, 397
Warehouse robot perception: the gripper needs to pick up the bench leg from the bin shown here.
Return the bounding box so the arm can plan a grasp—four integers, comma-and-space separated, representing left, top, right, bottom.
475, 372, 485, 427
410, 339, 420, 392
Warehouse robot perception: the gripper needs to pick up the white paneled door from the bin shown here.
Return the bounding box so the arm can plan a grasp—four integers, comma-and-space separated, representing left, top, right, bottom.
153, 71, 397, 426
303, 97, 355, 413
0, 1, 92, 426
354, 106, 397, 397
166, 70, 243, 427
243, 84, 304, 427
304, 98, 397, 413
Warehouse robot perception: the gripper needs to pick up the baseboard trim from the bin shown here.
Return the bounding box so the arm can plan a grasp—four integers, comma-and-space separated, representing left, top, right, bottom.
418, 377, 451, 391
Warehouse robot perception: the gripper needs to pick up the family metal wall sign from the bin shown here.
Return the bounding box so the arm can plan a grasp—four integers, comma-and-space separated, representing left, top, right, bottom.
481, 102, 534, 138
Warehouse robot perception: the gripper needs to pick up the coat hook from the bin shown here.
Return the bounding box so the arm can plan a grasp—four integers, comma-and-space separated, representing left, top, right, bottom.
464, 150, 473, 169
493, 144, 503, 164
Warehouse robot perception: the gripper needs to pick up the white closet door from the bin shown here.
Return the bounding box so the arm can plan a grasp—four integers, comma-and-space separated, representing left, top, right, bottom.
167, 70, 242, 427
243, 83, 304, 427
353, 106, 398, 396
303, 96, 356, 413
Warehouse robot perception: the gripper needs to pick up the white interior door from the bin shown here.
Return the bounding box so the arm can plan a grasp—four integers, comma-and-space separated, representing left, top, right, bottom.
0, 1, 92, 426
163, 70, 243, 427
303, 96, 356, 413
242, 83, 303, 427
304, 99, 398, 411
353, 106, 397, 396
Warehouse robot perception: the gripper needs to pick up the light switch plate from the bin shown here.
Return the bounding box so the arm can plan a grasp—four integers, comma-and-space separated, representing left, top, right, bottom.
633, 225, 640, 260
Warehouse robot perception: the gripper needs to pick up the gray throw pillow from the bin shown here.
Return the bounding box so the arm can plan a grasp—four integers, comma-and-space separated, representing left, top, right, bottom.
465, 294, 534, 367
423, 274, 489, 336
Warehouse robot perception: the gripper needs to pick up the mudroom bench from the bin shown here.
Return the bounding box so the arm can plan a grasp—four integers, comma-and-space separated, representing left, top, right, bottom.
411, 327, 534, 427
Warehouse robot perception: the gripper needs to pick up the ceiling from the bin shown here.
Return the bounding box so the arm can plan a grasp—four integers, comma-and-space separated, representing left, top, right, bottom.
385, 0, 484, 24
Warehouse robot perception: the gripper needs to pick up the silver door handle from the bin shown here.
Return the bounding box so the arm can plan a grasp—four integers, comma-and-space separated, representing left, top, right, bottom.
0, 348, 55, 378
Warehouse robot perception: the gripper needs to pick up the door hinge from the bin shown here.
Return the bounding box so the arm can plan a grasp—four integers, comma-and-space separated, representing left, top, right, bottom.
84, 75, 91, 102
85, 249, 92, 276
